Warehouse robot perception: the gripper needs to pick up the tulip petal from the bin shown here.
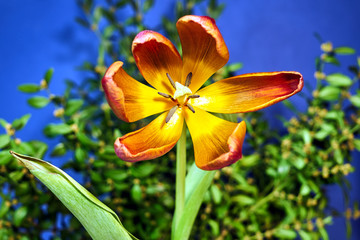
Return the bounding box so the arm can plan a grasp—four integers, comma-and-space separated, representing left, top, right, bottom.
191, 71, 303, 113
177, 15, 229, 92
115, 108, 184, 161
132, 30, 183, 94
184, 107, 246, 170
102, 61, 175, 122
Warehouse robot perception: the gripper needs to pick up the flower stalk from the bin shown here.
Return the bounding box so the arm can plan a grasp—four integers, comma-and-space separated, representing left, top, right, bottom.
172, 124, 187, 235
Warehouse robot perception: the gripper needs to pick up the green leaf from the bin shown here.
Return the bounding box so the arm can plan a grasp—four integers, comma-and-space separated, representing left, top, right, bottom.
325, 73, 352, 87
334, 46, 355, 55
0, 134, 11, 149
14, 206, 28, 227
12, 114, 31, 130
75, 147, 87, 162
232, 195, 255, 206
227, 62, 243, 72
0, 200, 10, 218
318, 86, 341, 101
173, 164, 215, 239
143, 0, 154, 12
334, 149, 343, 164
273, 229, 297, 239
0, 151, 13, 165
350, 95, 360, 107
44, 68, 54, 85
131, 163, 156, 178
0, 118, 9, 129
18, 84, 40, 93
319, 227, 329, 240
65, 99, 84, 116
239, 154, 259, 167
10, 151, 133, 240
76, 132, 99, 148
354, 139, 360, 151
27, 96, 50, 108
104, 169, 127, 182
131, 184, 142, 203
51, 143, 67, 157
322, 55, 340, 65
300, 184, 311, 196
210, 185, 222, 204
44, 123, 72, 137
298, 230, 312, 240
207, 219, 220, 236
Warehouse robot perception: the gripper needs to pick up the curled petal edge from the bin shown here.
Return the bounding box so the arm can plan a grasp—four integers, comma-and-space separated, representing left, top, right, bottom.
114, 137, 178, 162
197, 121, 247, 171
101, 61, 130, 122
114, 110, 184, 162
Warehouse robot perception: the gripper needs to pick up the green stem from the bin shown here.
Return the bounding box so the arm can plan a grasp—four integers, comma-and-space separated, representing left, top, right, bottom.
172, 125, 187, 237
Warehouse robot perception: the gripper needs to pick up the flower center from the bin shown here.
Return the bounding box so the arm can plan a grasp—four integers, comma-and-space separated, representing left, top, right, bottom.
173, 82, 192, 104
158, 72, 200, 122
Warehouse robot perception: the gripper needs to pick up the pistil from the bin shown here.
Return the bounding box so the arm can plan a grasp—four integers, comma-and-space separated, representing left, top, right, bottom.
158, 72, 199, 123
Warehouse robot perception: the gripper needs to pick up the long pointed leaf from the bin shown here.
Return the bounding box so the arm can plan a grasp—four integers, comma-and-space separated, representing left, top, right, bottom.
10, 151, 133, 240
173, 163, 216, 239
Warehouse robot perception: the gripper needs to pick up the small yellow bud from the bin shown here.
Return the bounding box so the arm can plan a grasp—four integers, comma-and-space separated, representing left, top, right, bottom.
40, 79, 48, 89
70, 124, 79, 133
312, 90, 319, 98
14, 138, 21, 145
101, 102, 110, 111
321, 41, 333, 52
307, 220, 314, 231
322, 166, 329, 178
346, 208, 352, 220
53, 108, 64, 117
316, 218, 324, 228
314, 71, 326, 80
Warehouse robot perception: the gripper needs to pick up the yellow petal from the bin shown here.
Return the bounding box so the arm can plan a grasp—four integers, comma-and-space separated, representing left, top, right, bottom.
102, 61, 175, 122
191, 71, 303, 113
132, 30, 183, 94
114, 108, 184, 161
184, 107, 246, 170
177, 15, 229, 92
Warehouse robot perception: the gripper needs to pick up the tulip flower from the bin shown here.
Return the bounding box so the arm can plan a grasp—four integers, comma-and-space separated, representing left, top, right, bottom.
102, 15, 303, 170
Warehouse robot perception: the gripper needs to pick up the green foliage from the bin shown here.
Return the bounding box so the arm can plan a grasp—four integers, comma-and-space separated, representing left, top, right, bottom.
10, 151, 133, 240
1, 0, 360, 239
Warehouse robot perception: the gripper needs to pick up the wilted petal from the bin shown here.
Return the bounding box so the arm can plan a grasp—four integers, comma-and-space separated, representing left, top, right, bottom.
115, 108, 184, 161
184, 107, 246, 170
177, 15, 229, 92
191, 71, 303, 113
102, 61, 175, 122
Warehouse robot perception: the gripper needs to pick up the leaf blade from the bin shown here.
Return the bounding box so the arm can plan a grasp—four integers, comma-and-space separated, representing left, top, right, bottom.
10, 151, 133, 240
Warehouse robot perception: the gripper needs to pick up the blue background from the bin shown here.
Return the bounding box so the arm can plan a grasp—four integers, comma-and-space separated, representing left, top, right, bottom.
1, 0, 359, 239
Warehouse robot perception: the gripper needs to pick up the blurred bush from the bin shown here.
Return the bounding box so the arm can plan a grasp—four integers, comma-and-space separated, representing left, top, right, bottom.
1, 0, 359, 239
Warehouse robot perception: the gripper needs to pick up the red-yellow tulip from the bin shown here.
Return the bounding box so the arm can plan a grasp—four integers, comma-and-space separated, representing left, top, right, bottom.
102, 15, 303, 170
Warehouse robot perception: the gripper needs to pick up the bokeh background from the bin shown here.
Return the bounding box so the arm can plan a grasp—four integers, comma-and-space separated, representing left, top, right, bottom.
1, 0, 360, 239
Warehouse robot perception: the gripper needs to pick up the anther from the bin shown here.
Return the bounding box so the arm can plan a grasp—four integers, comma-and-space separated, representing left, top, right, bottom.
158, 92, 172, 98
166, 105, 178, 123
166, 73, 176, 89
188, 94, 200, 99
185, 72, 193, 87
186, 103, 195, 113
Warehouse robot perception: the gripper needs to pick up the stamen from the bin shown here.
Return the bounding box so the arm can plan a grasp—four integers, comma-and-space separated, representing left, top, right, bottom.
158, 92, 172, 98
185, 72, 193, 87
166, 73, 176, 89
188, 94, 200, 99
166, 105, 178, 123
186, 103, 195, 113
